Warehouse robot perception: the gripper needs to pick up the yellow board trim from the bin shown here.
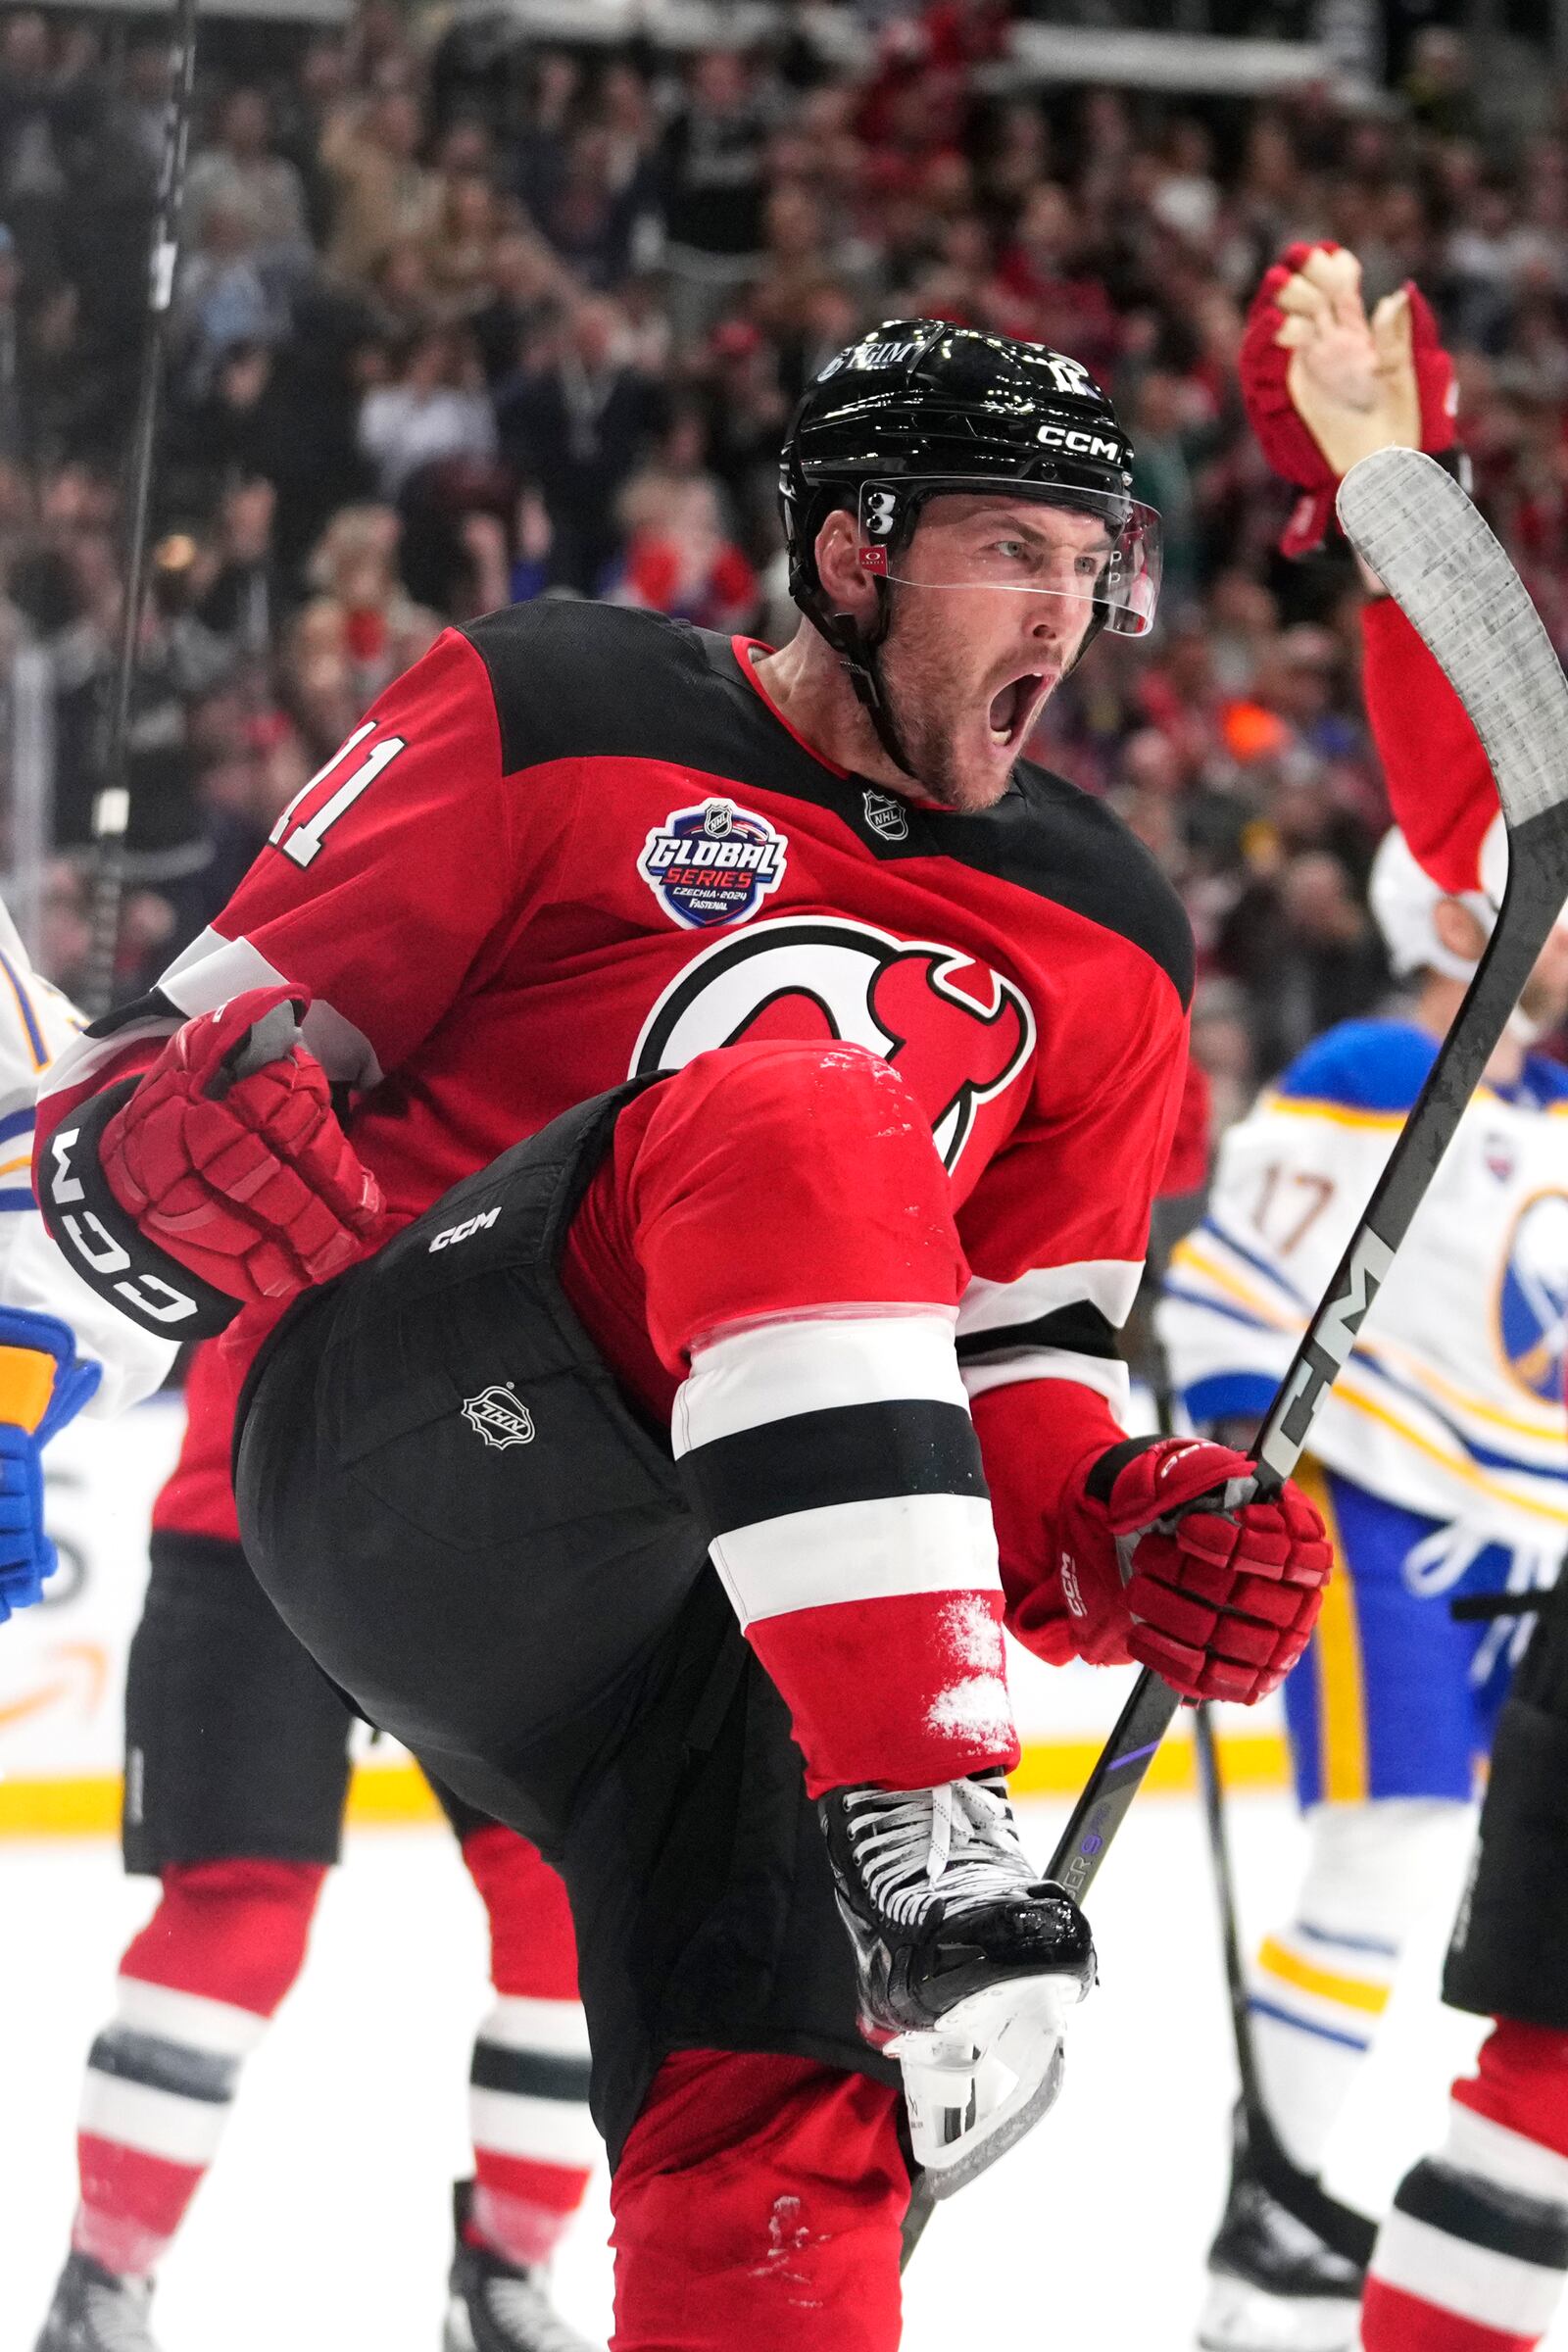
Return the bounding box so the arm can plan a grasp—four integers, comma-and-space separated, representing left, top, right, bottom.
1256, 1933, 1392, 2016
1295, 1458, 1368, 1804
0, 1733, 1294, 1838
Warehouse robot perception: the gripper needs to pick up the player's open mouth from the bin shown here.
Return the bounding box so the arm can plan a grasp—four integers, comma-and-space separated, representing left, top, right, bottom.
988, 672, 1051, 751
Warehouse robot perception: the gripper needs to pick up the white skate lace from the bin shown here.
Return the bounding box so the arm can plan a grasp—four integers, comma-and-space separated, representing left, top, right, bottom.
82, 2274, 158, 2352
845, 1771, 1036, 1928
482, 2272, 602, 2352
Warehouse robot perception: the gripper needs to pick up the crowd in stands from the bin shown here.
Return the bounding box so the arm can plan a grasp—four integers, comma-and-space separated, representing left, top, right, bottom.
1, 0, 1565, 1120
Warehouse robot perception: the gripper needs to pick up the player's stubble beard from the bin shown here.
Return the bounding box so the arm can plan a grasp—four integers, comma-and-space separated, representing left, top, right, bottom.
873, 588, 1085, 815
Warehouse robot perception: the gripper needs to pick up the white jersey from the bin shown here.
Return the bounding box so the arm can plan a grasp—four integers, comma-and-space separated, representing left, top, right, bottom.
0, 902, 175, 1415
1157, 1017, 1568, 1563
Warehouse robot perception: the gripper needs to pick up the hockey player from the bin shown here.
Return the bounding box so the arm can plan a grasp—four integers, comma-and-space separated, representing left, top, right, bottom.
33, 324, 1335, 2349
1160, 826, 1568, 2351
1232, 239, 1568, 2352
31, 1334, 604, 2352
0, 897, 175, 1593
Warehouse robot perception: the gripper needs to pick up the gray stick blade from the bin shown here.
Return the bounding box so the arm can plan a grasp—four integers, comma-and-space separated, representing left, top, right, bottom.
1337, 446, 1568, 830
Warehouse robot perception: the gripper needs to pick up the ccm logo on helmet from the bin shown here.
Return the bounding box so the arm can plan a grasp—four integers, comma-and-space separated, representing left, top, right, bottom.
632, 915, 1035, 1172
1037, 423, 1124, 463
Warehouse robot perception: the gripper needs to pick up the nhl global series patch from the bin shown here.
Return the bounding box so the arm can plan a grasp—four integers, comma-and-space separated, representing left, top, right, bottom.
638, 796, 786, 930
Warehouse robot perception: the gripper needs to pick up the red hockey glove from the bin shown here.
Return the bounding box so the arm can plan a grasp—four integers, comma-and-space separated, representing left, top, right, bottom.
101, 986, 384, 1306
1241, 239, 1459, 556
1054, 1435, 1332, 1704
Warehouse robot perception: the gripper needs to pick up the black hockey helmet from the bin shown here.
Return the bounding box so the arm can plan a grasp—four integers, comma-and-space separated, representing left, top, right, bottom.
777, 320, 1160, 773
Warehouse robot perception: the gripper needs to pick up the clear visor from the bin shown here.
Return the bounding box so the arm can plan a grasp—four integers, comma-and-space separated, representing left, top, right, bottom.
856, 478, 1161, 638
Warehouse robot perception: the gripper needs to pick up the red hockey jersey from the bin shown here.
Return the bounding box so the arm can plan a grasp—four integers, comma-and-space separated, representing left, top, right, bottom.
41, 603, 1194, 1559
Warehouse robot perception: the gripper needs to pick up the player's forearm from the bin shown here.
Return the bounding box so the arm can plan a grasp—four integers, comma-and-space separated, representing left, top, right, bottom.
1360, 594, 1497, 896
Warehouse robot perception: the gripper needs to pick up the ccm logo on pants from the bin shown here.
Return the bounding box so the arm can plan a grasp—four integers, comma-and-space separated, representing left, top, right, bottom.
428, 1206, 501, 1253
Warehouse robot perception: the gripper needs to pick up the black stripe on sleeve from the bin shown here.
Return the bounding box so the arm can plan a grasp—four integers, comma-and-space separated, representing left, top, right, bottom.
956, 1300, 1122, 1367
680, 1398, 987, 1540
469, 2044, 593, 2103
1394, 2160, 1568, 2272
87, 2028, 240, 2105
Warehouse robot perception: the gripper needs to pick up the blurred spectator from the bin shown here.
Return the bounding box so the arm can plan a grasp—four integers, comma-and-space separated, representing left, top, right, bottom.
357, 325, 497, 500
322, 89, 440, 284
658, 49, 774, 339
184, 89, 312, 269
606, 473, 760, 631
0, 224, 19, 462
496, 296, 664, 592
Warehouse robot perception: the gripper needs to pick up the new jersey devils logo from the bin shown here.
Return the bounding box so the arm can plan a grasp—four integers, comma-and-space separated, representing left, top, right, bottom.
632, 917, 1036, 1170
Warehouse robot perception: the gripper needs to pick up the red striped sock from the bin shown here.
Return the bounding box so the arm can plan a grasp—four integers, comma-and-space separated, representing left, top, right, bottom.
73, 1860, 324, 2278
462, 1828, 595, 2269
1363, 2024, 1568, 2352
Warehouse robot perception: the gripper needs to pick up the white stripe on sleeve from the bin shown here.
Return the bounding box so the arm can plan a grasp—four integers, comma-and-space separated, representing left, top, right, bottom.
159, 928, 382, 1088
961, 1348, 1130, 1417
671, 1309, 964, 1455
957, 1260, 1142, 1338
710, 1491, 1001, 1630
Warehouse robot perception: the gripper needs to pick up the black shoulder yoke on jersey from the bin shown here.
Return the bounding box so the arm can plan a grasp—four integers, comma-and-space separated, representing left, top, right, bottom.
463, 600, 1194, 1009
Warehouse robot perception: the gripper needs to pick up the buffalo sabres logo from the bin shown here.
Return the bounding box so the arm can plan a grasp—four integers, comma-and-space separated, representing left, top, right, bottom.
638, 797, 787, 931
632, 916, 1035, 1171
1497, 1192, 1568, 1402
463, 1385, 535, 1449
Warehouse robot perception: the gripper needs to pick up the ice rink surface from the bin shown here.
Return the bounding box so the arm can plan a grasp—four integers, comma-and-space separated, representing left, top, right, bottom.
7, 1788, 1563, 2352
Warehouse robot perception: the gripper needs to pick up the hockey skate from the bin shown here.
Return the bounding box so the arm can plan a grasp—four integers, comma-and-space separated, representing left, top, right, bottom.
444, 2182, 605, 2352
1198, 2110, 1366, 2351
819, 1769, 1095, 2197
33, 2252, 161, 2352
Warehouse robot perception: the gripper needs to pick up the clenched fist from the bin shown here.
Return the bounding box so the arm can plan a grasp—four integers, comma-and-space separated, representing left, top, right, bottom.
102, 985, 385, 1306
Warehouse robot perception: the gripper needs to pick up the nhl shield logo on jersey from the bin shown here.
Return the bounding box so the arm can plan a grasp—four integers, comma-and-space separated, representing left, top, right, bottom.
861, 789, 908, 843
462, 1384, 535, 1448
637, 797, 787, 931
1497, 1193, 1568, 1402
632, 914, 1035, 1171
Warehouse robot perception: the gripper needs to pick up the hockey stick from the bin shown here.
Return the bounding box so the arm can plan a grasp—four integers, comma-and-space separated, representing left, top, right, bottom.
83, 0, 200, 1019
1193, 1704, 1376, 2265
903, 445, 1568, 2267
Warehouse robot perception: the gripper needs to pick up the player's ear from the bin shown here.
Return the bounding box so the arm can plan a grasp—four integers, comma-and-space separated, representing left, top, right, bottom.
815, 508, 878, 617
1434, 896, 1488, 964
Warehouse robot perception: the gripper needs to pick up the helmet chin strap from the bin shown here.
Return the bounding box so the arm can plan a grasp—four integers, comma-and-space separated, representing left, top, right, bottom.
805, 576, 921, 783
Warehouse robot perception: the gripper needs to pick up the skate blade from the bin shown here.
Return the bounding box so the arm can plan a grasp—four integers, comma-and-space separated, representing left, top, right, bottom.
890, 1972, 1079, 2201
1196, 2273, 1362, 2352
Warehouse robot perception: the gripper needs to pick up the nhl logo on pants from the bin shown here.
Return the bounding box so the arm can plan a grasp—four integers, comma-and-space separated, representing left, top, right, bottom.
462, 1385, 535, 1448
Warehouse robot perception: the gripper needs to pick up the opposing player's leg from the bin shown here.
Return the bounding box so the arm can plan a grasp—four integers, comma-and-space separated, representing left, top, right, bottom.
1200, 1466, 1494, 2352
234, 1060, 1090, 2347
1362, 1571, 1568, 2351
427, 1779, 602, 2352
35, 1531, 352, 2352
